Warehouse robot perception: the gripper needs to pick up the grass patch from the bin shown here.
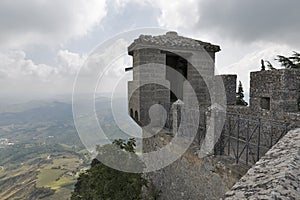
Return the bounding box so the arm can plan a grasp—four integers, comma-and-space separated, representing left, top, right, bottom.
48, 176, 75, 190
36, 169, 64, 188
51, 158, 79, 169
36, 156, 80, 190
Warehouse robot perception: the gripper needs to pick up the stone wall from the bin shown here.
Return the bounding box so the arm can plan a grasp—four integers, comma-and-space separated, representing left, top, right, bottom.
215, 75, 237, 106
225, 128, 300, 199
220, 105, 300, 164
250, 69, 300, 113
227, 105, 300, 128
128, 48, 170, 125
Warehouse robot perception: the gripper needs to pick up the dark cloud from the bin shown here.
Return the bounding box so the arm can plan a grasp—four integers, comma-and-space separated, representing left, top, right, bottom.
196, 0, 300, 47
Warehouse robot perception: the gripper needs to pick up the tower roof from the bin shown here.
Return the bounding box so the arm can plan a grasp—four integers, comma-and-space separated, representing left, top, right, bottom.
128, 31, 221, 54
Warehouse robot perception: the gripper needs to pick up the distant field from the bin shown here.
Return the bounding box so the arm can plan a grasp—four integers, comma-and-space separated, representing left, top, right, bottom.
0, 150, 86, 199
0, 98, 129, 199
36, 157, 81, 190
36, 169, 64, 188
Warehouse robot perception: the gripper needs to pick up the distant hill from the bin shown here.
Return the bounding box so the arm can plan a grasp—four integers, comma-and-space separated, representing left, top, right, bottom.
0, 96, 139, 141
0, 95, 139, 200
0, 96, 120, 125
0, 101, 73, 126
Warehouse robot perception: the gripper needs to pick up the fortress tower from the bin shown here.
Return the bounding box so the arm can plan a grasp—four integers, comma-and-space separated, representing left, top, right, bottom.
250, 69, 300, 113
127, 31, 236, 129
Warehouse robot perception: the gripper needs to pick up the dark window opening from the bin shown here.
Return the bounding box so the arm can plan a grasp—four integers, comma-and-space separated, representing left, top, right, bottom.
298, 86, 300, 111
260, 97, 271, 110
134, 111, 139, 121
166, 54, 188, 103
130, 109, 133, 117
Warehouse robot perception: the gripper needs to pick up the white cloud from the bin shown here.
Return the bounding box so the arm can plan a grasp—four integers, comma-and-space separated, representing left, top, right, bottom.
75, 38, 131, 94
0, 49, 87, 98
109, 0, 199, 31
57, 50, 87, 76
0, 50, 55, 79
149, 0, 199, 31
0, 39, 131, 97
0, 50, 87, 80
0, 0, 107, 48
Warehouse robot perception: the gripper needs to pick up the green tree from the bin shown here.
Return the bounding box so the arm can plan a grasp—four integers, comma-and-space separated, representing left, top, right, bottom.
71, 138, 147, 200
275, 51, 300, 69
261, 59, 266, 71
236, 81, 248, 106
265, 60, 276, 70
112, 138, 136, 153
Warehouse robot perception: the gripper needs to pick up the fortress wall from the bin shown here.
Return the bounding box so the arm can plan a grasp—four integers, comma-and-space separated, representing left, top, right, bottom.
221, 106, 299, 164
215, 75, 237, 106
225, 128, 300, 200
227, 105, 300, 127
250, 69, 300, 113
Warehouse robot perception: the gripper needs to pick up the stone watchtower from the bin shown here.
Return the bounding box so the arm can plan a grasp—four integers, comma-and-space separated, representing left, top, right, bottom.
250, 69, 300, 113
126, 32, 241, 200
127, 31, 232, 128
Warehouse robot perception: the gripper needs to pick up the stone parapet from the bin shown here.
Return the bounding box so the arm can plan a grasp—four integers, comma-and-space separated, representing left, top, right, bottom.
225, 128, 300, 199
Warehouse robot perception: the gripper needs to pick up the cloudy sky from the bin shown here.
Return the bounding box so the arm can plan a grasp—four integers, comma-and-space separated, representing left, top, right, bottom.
1, 0, 299, 102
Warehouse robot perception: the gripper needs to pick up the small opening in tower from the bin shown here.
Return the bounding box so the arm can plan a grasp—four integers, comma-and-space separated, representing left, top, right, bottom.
260, 97, 271, 110
166, 54, 188, 103
298, 86, 300, 111
130, 108, 133, 118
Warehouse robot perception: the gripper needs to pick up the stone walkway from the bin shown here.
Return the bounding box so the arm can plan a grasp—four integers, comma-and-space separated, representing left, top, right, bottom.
225, 128, 300, 200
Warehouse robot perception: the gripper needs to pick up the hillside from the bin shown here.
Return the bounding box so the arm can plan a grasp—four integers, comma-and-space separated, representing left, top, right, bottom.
0, 96, 134, 199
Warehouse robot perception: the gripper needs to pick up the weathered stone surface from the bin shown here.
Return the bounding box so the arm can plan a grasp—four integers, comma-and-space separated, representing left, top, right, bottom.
250, 69, 300, 113
225, 128, 300, 200
127, 32, 222, 127
143, 130, 249, 200
128, 31, 221, 53
215, 75, 237, 106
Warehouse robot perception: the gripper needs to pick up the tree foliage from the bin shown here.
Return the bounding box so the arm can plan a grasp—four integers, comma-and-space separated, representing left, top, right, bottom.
236, 81, 248, 106
261, 59, 265, 71
275, 51, 300, 69
265, 60, 276, 70
71, 139, 147, 200
112, 138, 136, 153
263, 51, 300, 70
